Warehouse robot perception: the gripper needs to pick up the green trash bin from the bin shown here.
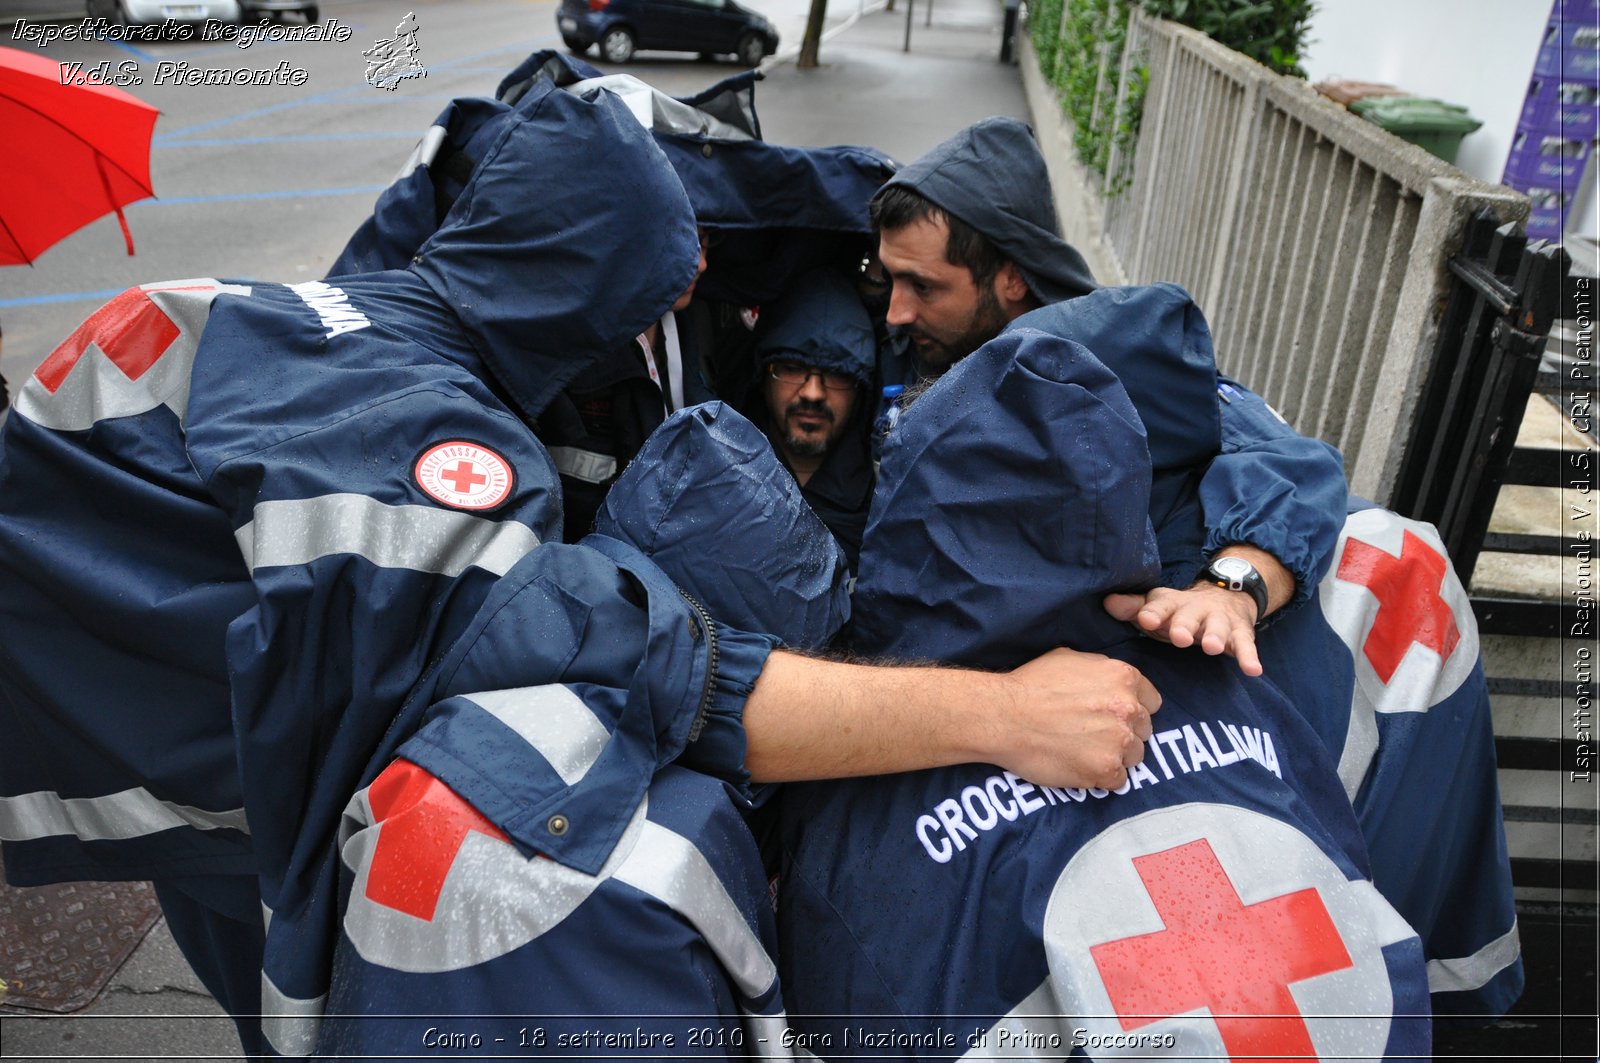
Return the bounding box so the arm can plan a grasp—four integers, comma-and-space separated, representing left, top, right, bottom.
1350, 95, 1483, 164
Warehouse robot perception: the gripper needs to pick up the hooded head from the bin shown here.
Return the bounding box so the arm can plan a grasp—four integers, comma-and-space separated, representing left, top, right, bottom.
410, 78, 700, 424
754, 267, 877, 386
593, 402, 851, 649
848, 328, 1160, 669
750, 268, 876, 474
872, 117, 1097, 308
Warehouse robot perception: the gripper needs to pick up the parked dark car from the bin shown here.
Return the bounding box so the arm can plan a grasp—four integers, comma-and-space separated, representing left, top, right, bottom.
557, 0, 779, 65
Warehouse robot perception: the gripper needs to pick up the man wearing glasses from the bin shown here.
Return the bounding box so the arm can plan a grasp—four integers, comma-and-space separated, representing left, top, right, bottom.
747, 268, 879, 568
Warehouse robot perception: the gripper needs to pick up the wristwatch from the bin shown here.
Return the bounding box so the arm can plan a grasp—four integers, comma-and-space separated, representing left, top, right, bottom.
1201, 555, 1269, 625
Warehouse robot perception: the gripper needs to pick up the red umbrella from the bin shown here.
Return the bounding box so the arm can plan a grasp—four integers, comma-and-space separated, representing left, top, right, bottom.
0, 45, 159, 265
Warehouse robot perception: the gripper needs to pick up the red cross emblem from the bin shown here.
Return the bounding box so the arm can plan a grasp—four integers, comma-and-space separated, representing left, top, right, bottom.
440, 461, 488, 494
33, 285, 212, 394
1335, 530, 1461, 684
1089, 838, 1353, 1060
362, 759, 509, 922
413, 440, 515, 510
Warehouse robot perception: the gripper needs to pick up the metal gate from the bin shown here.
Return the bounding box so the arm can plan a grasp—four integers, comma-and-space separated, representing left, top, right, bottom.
1390, 210, 1596, 1049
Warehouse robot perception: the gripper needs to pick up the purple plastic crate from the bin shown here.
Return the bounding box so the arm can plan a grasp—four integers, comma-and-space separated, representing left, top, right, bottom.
1521, 76, 1600, 137
1506, 149, 1590, 186
1526, 207, 1567, 240
1556, 0, 1600, 23
1514, 183, 1574, 211
1535, 19, 1600, 80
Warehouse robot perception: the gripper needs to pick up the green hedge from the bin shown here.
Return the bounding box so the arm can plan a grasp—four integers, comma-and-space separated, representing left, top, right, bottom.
1030, 0, 1315, 190
1142, 0, 1316, 78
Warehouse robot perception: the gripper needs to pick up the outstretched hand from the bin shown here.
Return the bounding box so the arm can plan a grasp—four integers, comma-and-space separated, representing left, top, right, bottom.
1103, 584, 1264, 677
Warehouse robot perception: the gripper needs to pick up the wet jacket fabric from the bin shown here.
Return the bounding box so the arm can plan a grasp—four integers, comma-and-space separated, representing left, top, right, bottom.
744, 268, 879, 567
329, 58, 897, 545
0, 81, 781, 1055
784, 329, 1433, 1059
1255, 500, 1523, 1016
596, 402, 852, 651
312, 405, 850, 1057
882, 283, 1348, 607
1126, 359, 1522, 1014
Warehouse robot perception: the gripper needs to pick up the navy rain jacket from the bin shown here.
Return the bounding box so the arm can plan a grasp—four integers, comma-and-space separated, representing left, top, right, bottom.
315, 403, 850, 1056
0, 78, 783, 1055
783, 327, 1433, 1059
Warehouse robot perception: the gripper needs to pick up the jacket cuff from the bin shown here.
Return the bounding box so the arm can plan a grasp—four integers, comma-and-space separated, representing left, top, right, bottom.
676, 623, 782, 803
1202, 521, 1317, 615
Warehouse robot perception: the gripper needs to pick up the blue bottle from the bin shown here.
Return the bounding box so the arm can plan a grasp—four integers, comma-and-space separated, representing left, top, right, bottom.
872, 383, 906, 464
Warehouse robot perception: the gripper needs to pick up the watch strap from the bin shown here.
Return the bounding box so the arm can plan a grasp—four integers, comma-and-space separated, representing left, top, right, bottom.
1203, 558, 1269, 625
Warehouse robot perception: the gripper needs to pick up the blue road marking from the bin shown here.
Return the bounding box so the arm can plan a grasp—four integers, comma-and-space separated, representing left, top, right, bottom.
107, 37, 156, 63
133, 186, 388, 205
152, 131, 423, 148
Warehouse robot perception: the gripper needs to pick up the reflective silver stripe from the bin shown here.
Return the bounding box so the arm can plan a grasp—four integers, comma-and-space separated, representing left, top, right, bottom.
0, 788, 249, 842
617, 822, 779, 1000
1427, 920, 1522, 994
393, 122, 448, 182
547, 445, 618, 485
468, 686, 606, 786
567, 74, 758, 140
1336, 704, 1380, 802
260, 971, 325, 1058
236, 493, 539, 576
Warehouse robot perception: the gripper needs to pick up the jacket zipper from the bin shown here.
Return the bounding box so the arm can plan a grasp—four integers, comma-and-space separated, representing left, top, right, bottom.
677, 586, 718, 743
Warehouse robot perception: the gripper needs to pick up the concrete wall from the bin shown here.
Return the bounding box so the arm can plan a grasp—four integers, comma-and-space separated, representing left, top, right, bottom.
1301, 0, 1596, 237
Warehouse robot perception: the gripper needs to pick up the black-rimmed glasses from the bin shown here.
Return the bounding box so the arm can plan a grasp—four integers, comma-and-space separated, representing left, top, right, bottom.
767, 362, 856, 391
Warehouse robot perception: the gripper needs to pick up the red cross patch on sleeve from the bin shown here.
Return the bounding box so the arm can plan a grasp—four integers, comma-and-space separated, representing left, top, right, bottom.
413, 441, 516, 511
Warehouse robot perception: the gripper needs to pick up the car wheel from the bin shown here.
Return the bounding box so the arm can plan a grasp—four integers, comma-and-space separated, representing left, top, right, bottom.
600, 26, 636, 63
564, 35, 590, 54
109, 0, 131, 25
302, 4, 318, 22
736, 32, 765, 66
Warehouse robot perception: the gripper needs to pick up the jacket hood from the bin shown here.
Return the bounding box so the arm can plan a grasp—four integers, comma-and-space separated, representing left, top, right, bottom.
874, 116, 1097, 305
1008, 283, 1220, 472
753, 267, 877, 387
410, 78, 700, 424
594, 402, 851, 649
501, 53, 896, 304
849, 328, 1159, 669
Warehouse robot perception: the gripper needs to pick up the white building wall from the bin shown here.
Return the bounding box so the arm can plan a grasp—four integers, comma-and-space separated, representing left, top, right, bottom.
1302, 0, 1596, 240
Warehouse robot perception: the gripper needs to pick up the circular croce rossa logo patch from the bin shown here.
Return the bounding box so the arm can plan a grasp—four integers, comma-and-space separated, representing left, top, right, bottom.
413, 441, 516, 511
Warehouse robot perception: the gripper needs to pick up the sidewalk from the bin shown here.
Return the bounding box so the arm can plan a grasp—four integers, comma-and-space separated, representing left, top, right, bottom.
756, 0, 1026, 161
0, 0, 1023, 1059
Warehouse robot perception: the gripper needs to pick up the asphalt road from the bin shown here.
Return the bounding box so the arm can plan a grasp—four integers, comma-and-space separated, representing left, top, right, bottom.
0, 0, 843, 387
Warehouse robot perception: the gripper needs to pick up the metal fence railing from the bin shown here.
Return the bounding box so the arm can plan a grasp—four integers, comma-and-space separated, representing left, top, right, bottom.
1027, 11, 1531, 508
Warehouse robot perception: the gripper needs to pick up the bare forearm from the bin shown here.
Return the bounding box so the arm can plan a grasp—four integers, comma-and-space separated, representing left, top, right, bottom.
743, 647, 1160, 789
743, 652, 983, 781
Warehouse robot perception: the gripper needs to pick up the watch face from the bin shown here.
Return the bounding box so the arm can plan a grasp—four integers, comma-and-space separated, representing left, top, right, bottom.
1212, 556, 1252, 580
